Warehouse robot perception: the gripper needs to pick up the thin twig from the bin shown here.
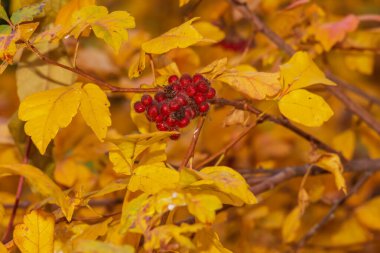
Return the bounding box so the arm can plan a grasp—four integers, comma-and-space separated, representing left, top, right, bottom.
295, 171, 373, 250
229, 0, 380, 136
2, 137, 32, 243
180, 117, 206, 170
195, 122, 257, 169
26, 42, 160, 93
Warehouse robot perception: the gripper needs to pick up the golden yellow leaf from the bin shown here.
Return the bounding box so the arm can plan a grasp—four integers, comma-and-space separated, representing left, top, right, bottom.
68, 6, 135, 53
75, 240, 135, 253
142, 17, 203, 54
54, 158, 92, 187
0, 164, 71, 219
79, 83, 111, 141
199, 58, 227, 80
217, 66, 281, 100
278, 89, 334, 127
128, 50, 146, 79
282, 207, 301, 243
332, 129, 355, 159
128, 163, 179, 194
193, 166, 257, 206
355, 197, 380, 230
179, 0, 191, 7
315, 152, 347, 194
186, 193, 222, 223
55, 0, 95, 26
280, 51, 335, 92
109, 141, 135, 175
120, 193, 152, 233
73, 218, 113, 244
18, 83, 82, 154
298, 188, 309, 215
345, 51, 375, 75
194, 228, 232, 253
0, 242, 6, 253
13, 210, 55, 253
193, 21, 225, 45
0, 31, 18, 63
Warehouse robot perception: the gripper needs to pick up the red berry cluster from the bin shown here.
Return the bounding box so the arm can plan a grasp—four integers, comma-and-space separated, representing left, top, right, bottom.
134, 74, 216, 140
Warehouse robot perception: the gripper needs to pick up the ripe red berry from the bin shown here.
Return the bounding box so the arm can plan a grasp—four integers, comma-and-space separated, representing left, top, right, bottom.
207, 87, 216, 99
166, 116, 177, 127
180, 74, 192, 88
194, 92, 206, 104
199, 102, 209, 113
184, 107, 195, 119
155, 114, 164, 123
160, 103, 170, 115
196, 81, 209, 93
141, 94, 153, 106
156, 122, 168, 131
177, 117, 190, 128
169, 100, 181, 111
192, 73, 203, 83
147, 105, 159, 118
186, 85, 197, 97
154, 92, 166, 102
172, 83, 181, 92
168, 75, 179, 84
176, 94, 188, 106
134, 102, 145, 113
170, 134, 180, 140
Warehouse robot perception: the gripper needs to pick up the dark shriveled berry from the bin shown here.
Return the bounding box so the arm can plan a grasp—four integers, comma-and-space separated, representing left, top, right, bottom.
134, 102, 145, 113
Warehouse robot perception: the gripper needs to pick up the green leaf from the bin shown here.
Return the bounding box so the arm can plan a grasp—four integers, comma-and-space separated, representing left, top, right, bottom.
10, 2, 45, 25
0, 5, 10, 24
0, 25, 11, 34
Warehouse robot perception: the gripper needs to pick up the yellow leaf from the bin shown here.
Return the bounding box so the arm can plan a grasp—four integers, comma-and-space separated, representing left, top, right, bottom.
10, 2, 45, 25
75, 240, 135, 253
128, 163, 179, 194
193, 21, 225, 45
18, 83, 82, 154
0, 242, 6, 253
0, 164, 72, 219
128, 50, 146, 79
217, 66, 281, 100
68, 6, 135, 53
278, 89, 334, 127
282, 207, 301, 243
179, 0, 191, 7
345, 51, 374, 75
79, 83, 111, 141
13, 210, 55, 253
54, 158, 92, 187
193, 166, 257, 206
0, 31, 18, 63
186, 193, 222, 223
280, 51, 335, 92
355, 197, 380, 230
194, 228, 232, 253
332, 129, 355, 159
142, 17, 203, 54
120, 193, 152, 233
73, 218, 113, 244
109, 141, 135, 175
199, 58, 227, 80
55, 0, 95, 26
315, 152, 347, 194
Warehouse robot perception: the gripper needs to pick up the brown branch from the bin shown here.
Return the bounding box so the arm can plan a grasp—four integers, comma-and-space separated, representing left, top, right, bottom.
2, 137, 32, 243
195, 122, 257, 169
180, 117, 206, 170
295, 171, 373, 250
229, 0, 380, 136
26, 42, 160, 93
211, 98, 343, 159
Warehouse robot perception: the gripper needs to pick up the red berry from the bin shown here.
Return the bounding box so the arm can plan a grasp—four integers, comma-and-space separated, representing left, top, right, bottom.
177, 117, 190, 128
156, 122, 168, 131
186, 85, 197, 97
141, 94, 153, 106
161, 103, 170, 115
180, 74, 192, 88
194, 92, 206, 104
134, 102, 145, 113
172, 83, 181, 92
170, 134, 180, 140
199, 102, 209, 113
207, 87, 216, 99
184, 107, 195, 119
196, 81, 209, 93
169, 100, 181, 111
154, 92, 166, 102
176, 94, 188, 106
168, 75, 179, 84
192, 73, 203, 83
147, 105, 159, 118
166, 116, 177, 127
155, 114, 164, 123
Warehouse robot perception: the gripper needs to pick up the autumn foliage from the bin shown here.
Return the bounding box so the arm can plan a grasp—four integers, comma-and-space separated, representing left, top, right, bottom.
0, 0, 380, 252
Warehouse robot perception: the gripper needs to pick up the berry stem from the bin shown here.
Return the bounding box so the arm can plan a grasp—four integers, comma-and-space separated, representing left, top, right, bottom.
180, 116, 206, 170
